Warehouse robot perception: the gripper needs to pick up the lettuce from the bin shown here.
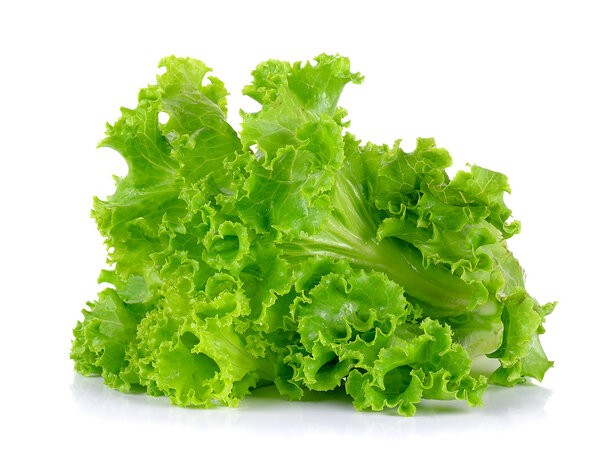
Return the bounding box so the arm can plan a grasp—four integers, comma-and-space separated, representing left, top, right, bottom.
71, 54, 555, 415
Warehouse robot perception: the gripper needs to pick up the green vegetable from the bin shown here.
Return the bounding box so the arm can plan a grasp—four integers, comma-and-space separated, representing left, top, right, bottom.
71, 54, 555, 415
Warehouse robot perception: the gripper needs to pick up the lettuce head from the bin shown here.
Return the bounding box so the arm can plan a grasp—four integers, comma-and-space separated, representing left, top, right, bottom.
71, 54, 555, 416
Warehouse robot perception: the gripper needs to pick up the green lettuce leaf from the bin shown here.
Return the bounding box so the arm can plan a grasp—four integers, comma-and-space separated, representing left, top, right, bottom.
72, 54, 554, 416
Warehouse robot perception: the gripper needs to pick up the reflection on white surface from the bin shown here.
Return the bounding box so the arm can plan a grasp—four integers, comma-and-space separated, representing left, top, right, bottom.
71, 374, 551, 437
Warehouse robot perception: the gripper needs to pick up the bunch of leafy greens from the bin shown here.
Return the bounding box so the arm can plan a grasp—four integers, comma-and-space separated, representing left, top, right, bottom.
71, 54, 554, 416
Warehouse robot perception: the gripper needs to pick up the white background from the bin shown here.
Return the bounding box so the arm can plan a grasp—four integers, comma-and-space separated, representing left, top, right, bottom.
2, 1, 599, 455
